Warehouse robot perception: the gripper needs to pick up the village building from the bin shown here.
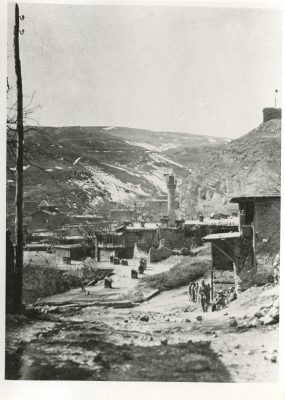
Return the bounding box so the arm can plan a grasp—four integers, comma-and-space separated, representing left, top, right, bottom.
203, 193, 280, 296
94, 231, 126, 261
55, 243, 92, 265
28, 209, 67, 230
38, 200, 59, 213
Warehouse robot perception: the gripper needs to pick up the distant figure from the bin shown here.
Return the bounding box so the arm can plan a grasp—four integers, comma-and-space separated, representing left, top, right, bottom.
228, 287, 237, 302
193, 283, 199, 303
212, 290, 226, 312
205, 283, 211, 307
81, 280, 86, 292
104, 275, 113, 288
273, 266, 279, 285
199, 280, 208, 312
188, 282, 194, 301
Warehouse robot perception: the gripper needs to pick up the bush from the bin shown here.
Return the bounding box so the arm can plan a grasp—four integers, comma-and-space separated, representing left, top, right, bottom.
141, 256, 210, 292
23, 265, 82, 304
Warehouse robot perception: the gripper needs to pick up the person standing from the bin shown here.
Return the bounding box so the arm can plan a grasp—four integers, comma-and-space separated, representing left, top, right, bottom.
194, 283, 199, 303
199, 280, 208, 312
205, 282, 211, 308
188, 282, 193, 302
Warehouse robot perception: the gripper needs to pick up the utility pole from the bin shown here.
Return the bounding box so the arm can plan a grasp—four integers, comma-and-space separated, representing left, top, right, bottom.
14, 3, 24, 313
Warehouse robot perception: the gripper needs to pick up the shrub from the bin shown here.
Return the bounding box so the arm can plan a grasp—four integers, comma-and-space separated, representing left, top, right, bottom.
141, 256, 210, 292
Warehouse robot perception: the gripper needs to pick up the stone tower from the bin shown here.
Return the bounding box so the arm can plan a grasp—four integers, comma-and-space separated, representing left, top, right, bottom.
166, 170, 177, 225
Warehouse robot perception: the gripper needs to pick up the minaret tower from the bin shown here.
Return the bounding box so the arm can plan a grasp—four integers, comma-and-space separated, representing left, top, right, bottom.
166, 170, 177, 225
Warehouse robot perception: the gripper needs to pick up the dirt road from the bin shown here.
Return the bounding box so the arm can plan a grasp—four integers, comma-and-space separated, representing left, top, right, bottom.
5, 259, 279, 382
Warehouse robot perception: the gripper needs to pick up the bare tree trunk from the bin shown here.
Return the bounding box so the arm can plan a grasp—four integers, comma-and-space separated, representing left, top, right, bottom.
14, 3, 24, 313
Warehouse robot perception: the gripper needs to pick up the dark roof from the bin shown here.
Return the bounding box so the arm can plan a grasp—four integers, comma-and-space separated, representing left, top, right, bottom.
230, 194, 280, 203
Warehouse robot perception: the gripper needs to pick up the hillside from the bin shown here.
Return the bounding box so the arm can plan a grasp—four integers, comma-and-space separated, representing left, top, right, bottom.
179, 118, 281, 217
6, 126, 227, 221
6, 119, 281, 223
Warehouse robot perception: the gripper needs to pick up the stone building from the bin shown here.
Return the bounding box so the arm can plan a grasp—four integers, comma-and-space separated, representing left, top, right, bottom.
94, 231, 126, 261
203, 193, 280, 296
116, 222, 159, 258
55, 244, 91, 264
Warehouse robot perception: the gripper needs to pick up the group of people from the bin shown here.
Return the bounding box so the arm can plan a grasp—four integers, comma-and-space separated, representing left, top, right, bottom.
189, 279, 211, 312
211, 286, 237, 311
189, 279, 238, 312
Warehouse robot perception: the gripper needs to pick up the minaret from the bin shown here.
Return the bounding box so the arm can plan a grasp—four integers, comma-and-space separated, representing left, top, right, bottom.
166, 170, 177, 225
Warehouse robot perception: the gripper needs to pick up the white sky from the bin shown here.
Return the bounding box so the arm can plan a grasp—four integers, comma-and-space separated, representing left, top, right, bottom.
7, 3, 282, 138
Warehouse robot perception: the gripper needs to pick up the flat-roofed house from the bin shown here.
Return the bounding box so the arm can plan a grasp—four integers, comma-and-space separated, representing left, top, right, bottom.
203, 193, 280, 295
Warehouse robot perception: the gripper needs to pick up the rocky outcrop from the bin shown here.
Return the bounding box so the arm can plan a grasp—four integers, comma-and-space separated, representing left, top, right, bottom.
247, 298, 279, 327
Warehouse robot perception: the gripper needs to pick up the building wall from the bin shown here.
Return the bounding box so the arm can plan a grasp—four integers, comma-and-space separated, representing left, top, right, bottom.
213, 270, 235, 297
233, 234, 255, 290
212, 243, 233, 270
158, 228, 202, 250
55, 248, 70, 263
30, 211, 67, 230
124, 230, 156, 255
253, 199, 280, 280
210, 235, 254, 292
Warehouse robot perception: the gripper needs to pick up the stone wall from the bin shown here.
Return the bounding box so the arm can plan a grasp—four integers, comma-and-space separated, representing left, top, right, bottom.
253, 199, 280, 282
160, 224, 238, 251
233, 234, 255, 290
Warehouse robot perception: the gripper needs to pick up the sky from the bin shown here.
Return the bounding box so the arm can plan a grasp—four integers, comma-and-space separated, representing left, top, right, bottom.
7, 3, 282, 138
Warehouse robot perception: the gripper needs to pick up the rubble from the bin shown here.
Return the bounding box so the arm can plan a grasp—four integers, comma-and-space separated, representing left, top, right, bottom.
140, 315, 149, 322
229, 318, 238, 327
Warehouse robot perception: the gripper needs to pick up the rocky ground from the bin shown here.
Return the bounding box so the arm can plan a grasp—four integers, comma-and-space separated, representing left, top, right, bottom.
5, 258, 280, 382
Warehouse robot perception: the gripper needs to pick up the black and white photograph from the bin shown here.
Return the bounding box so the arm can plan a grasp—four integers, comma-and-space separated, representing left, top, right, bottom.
3, 0, 283, 387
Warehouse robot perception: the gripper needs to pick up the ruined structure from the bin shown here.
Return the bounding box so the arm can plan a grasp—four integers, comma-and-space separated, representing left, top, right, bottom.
203, 194, 280, 295
263, 107, 281, 123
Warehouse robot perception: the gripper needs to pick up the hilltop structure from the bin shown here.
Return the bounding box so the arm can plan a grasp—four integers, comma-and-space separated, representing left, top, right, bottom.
263, 107, 281, 122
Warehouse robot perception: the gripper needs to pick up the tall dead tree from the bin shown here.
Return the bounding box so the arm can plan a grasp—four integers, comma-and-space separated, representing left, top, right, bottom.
14, 3, 24, 312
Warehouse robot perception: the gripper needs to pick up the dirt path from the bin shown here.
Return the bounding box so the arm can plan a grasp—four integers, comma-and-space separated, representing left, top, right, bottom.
5, 259, 279, 382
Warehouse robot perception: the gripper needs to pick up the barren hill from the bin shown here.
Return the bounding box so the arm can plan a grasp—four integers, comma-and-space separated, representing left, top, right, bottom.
6, 118, 281, 222
179, 118, 281, 217
6, 126, 227, 219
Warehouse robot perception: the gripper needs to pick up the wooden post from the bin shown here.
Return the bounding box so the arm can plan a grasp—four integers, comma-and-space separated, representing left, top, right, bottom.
210, 245, 214, 300
14, 3, 24, 313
